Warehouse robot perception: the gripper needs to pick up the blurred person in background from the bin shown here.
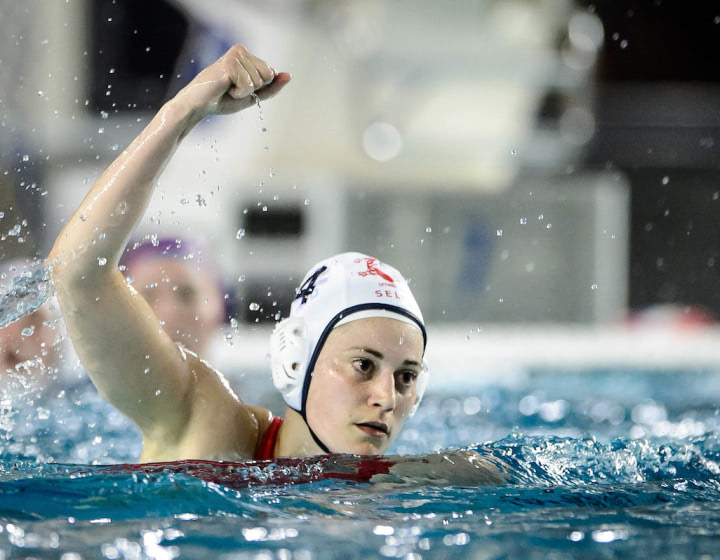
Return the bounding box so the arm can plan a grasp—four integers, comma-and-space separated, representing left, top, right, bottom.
120, 237, 225, 357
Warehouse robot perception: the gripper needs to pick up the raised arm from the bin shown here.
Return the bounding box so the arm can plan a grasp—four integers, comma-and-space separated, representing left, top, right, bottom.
47, 46, 290, 458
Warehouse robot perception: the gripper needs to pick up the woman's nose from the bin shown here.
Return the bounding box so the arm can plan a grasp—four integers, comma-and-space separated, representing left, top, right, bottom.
369, 369, 396, 410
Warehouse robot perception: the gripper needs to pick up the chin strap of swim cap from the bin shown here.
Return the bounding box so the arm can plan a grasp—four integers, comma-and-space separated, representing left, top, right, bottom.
305, 415, 332, 454
269, 317, 334, 453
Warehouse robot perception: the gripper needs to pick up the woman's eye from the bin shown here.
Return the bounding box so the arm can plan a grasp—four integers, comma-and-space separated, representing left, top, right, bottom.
353, 359, 374, 375
396, 370, 418, 390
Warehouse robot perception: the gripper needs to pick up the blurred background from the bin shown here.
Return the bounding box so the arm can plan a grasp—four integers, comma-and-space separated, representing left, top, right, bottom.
2, 0, 720, 392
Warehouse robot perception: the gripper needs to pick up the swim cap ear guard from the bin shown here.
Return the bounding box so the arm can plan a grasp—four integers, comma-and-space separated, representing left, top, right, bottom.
270, 316, 309, 410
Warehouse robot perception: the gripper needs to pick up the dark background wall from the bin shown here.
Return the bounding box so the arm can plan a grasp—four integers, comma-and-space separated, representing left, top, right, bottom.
581, 1, 720, 316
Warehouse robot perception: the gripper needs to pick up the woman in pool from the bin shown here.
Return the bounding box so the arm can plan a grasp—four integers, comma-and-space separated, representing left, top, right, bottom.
47, 45, 501, 481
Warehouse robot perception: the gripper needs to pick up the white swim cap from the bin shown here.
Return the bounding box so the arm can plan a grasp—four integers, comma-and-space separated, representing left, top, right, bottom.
270, 252, 427, 418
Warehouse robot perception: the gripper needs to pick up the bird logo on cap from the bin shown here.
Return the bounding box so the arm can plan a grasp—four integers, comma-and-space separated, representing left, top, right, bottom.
354, 257, 394, 283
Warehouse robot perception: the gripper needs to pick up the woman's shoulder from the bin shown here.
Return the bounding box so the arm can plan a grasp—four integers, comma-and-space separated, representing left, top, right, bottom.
246, 405, 275, 436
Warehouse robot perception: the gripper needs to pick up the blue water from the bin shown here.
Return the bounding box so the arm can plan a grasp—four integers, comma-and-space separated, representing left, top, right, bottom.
2, 367, 720, 558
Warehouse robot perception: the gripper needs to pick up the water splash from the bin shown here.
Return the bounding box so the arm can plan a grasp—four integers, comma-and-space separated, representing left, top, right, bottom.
0, 262, 53, 329
492, 431, 720, 487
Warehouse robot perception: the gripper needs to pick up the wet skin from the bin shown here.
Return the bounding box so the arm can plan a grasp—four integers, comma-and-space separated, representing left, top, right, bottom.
300, 317, 425, 456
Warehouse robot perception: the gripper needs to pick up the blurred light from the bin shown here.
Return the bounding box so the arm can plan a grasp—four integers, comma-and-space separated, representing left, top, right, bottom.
518, 394, 540, 416
561, 39, 597, 71
631, 401, 668, 425
562, 12, 604, 71
362, 122, 403, 162
568, 12, 604, 52
539, 399, 569, 422
592, 529, 628, 543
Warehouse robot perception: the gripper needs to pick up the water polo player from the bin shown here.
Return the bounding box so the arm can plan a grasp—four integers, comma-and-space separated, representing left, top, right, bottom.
47, 45, 428, 462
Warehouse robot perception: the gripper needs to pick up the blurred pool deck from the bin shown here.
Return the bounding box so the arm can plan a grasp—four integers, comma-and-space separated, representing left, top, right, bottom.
208, 323, 720, 392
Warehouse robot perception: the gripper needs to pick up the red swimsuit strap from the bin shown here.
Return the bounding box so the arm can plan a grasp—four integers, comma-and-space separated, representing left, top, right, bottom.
254, 416, 284, 460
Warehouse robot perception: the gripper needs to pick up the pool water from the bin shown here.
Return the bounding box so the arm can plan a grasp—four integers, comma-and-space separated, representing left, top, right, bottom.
1, 367, 720, 558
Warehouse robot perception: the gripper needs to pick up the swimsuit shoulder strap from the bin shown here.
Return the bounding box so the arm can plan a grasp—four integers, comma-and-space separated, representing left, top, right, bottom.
254, 416, 284, 460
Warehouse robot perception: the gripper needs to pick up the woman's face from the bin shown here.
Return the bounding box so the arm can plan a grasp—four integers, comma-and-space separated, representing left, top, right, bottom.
305, 317, 425, 455
128, 257, 223, 354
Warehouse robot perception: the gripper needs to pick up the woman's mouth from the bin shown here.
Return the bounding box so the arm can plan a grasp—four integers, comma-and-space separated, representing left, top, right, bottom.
356, 422, 389, 438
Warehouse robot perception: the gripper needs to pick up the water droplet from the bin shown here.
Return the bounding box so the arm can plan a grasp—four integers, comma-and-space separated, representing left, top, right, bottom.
236, 228, 246, 240
546, 223, 552, 229
304, 199, 310, 206
520, 217, 527, 225
248, 302, 260, 311
21, 326, 35, 336
510, 149, 517, 155
237, 274, 246, 282
269, 168, 275, 177
661, 176, 669, 185
425, 227, 432, 233
98, 127, 104, 134
37, 90, 45, 97
591, 284, 598, 290
97, 257, 107, 266
22, 154, 29, 162
195, 194, 206, 207
496, 229, 503, 237
8, 224, 21, 236
538, 214, 544, 221
620, 39, 629, 49
100, 111, 109, 119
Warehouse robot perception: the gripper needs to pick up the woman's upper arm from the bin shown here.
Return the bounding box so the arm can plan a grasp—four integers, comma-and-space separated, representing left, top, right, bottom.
54, 266, 197, 440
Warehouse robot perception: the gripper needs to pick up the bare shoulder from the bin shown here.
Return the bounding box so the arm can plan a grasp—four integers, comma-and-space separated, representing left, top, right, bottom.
246, 405, 275, 436
140, 350, 271, 462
